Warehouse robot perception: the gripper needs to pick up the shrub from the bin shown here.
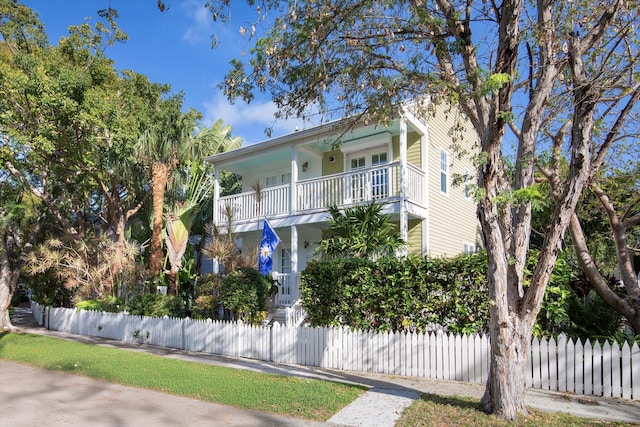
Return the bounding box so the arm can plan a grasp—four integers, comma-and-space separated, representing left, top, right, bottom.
195, 274, 223, 297
10, 289, 29, 306
125, 294, 186, 318
191, 274, 224, 320
23, 271, 74, 307
75, 297, 124, 313
301, 255, 490, 333
219, 267, 276, 324
191, 295, 219, 320
301, 249, 632, 343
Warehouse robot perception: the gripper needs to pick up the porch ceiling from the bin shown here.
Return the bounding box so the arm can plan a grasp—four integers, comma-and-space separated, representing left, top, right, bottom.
210, 119, 411, 175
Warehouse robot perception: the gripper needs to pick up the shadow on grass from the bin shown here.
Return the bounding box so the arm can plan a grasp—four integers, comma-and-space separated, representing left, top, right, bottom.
418, 392, 484, 412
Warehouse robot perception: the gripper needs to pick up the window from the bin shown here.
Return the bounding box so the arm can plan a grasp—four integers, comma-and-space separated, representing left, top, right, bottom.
372, 152, 387, 165
463, 242, 476, 255
350, 156, 366, 202
281, 173, 291, 184
440, 149, 449, 195
280, 249, 291, 296
371, 152, 388, 200
350, 157, 366, 170
280, 249, 291, 274
265, 175, 277, 187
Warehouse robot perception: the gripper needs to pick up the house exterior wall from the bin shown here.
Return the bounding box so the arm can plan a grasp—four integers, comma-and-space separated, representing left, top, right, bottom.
322, 150, 344, 175
241, 165, 290, 192
407, 219, 423, 256
425, 104, 480, 257
392, 131, 422, 168
210, 102, 481, 267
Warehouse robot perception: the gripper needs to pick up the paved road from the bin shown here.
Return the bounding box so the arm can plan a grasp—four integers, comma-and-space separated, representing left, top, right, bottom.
0, 360, 328, 427
2, 307, 639, 426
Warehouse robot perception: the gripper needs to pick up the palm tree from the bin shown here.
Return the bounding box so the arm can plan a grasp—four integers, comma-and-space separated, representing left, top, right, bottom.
316, 202, 406, 260
163, 120, 241, 294
136, 105, 194, 280
165, 167, 213, 294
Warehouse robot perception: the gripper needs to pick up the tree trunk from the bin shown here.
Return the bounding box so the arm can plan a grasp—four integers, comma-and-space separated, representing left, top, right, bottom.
570, 214, 640, 334
167, 269, 178, 296
149, 162, 168, 278
0, 247, 21, 331
477, 195, 533, 419
481, 310, 531, 419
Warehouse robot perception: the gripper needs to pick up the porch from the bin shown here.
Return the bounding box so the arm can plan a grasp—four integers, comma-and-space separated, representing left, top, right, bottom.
271, 272, 300, 307
269, 272, 305, 326
215, 161, 425, 224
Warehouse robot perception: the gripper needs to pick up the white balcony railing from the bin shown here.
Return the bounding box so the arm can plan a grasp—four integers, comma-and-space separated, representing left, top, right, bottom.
218, 184, 290, 223
406, 163, 426, 202
216, 162, 425, 223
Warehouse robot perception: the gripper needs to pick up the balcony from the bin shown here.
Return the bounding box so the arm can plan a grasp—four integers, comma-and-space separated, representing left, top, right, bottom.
216, 161, 425, 224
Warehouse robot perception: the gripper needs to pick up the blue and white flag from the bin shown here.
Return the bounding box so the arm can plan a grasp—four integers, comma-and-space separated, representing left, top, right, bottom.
258, 220, 280, 275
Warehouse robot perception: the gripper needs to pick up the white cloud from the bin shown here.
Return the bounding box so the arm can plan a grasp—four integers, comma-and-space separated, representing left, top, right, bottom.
202, 92, 311, 145
181, 0, 213, 45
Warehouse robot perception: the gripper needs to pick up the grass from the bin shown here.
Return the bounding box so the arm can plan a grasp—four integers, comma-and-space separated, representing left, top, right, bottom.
0, 332, 364, 421
396, 393, 634, 427
1, 332, 635, 426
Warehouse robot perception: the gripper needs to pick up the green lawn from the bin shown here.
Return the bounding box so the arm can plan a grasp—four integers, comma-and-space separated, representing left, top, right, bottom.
1, 332, 634, 426
396, 393, 634, 426
0, 332, 364, 421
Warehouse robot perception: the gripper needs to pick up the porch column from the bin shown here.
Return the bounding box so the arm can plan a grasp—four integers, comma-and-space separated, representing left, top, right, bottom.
213, 166, 220, 227
290, 224, 299, 301
290, 146, 298, 215
399, 116, 409, 254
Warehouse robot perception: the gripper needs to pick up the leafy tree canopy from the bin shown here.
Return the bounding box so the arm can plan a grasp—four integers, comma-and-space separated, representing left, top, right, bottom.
203, 0, 639, 419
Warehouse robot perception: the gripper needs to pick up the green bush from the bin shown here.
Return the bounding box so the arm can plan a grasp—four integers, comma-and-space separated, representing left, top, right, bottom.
125, 294, 186, 318
75, 297, 124, 313
23, 271, 74, 307
301, 250, 626, 341
300, 254, 490, 333
10, 290, 29, 306
177, 250, 198, 314
567, 290, 624, 342
219, 268, 276, 324
191, 295, 219, 320
191, 275, 224, 320
195, 274, 223, 297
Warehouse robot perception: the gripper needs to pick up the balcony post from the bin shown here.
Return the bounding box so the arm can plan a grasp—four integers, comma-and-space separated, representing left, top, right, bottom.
290, 225, 298, 271
399, 116, 409, 252
213, 166, 220, 226
290, 145, 298, 215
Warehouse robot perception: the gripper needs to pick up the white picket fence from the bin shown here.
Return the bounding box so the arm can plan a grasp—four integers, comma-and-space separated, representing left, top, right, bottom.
32, 302, 639, 400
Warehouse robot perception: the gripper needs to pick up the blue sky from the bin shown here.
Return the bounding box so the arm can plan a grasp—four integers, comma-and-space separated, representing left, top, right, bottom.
21, 0, 307, 145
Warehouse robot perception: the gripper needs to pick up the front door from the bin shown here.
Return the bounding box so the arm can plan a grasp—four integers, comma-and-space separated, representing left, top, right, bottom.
348, 149, 389, 202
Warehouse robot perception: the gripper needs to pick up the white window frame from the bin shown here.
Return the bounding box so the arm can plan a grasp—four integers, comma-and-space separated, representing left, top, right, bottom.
463, 242, 476, 255
265, 175, 278, 187
280, 249, 291, 274
440, 149, 449, 196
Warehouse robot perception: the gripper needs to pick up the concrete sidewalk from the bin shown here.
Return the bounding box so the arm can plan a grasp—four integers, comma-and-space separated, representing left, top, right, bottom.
2, 307, 639, 426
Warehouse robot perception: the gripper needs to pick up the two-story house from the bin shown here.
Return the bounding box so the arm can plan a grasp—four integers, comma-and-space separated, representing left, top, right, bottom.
206, 100, 481, 312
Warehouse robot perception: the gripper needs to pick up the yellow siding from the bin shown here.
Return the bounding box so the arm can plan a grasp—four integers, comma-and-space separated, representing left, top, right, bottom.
426, 104, 481, 256
392, 131, 422, 168
392, 135, 399, 159
322, 150, 343, 176
407, 219, 422, 256
407, 132, 422, 168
